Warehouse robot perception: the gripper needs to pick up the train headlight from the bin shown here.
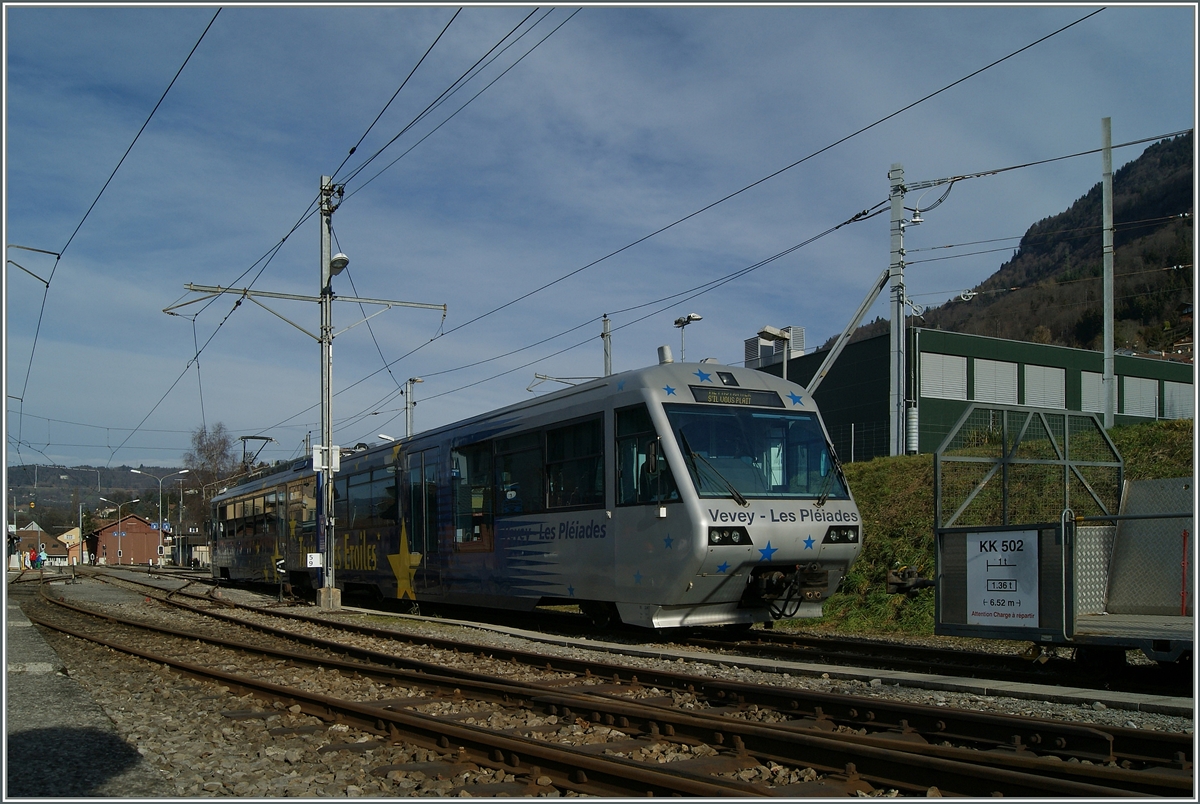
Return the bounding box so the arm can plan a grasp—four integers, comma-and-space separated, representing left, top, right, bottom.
708, 526, 753, 546
822, 526, 859, 544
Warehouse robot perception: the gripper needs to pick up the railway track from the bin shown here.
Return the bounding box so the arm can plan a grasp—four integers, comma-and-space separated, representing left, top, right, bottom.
22, 570, 1194, 796
684, 629, 1195, 697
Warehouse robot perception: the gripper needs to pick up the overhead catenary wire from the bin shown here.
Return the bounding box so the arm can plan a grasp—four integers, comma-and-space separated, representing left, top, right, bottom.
906, 212, 1194, 256
9, 8, 222, 468
342, 128, 1192, 430
911, 264, 1194, 303
337, 7, 553, 190
410, 8, 1108, 348
75, 113, 1190, 458
344, 135, 1196, 438
347, 203, 888, 442
328, 7, 466, 182
95, 10, 557, 465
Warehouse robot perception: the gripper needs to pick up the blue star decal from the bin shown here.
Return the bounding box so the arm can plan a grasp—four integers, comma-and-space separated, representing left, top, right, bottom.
663, 535, 673, 549
617, 380, 625, 391
634, 570, 643, 584
568, 584, 576, 596
693, 369, 713, 383
663, 385, 676, 396
758, 541, 778, 561
804, 536, 815, 550
788, 392, 804, 406
716, 562, 730, 574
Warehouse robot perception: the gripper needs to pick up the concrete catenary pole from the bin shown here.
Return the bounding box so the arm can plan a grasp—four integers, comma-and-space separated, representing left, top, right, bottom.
1102, 118, 1115, 428
888, 164, 907, 456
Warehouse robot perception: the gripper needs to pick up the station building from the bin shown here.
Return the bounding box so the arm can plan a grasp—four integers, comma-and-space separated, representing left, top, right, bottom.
754, 327, 1194, 463
85, 514, 162, 567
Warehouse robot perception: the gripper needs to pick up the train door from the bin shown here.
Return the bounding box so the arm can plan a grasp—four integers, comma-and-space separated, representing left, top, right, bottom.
266, 485, 284, 582
404, 447, 442, 594
285, 478, 316, 587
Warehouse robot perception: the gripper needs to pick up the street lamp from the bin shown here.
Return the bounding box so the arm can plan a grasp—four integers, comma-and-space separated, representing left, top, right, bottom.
405, 377, 424, 439
99, 497, 139, 565
673, 313, 702, 361
131, 468, 189, 565
758, 325, 792, 383
174, 477, 189, 566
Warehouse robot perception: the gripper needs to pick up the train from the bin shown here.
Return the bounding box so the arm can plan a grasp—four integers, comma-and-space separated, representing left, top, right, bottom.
209, 353, 863, 629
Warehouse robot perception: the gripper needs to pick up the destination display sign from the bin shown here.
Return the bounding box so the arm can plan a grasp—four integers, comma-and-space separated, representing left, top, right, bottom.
689, 386, 784, 408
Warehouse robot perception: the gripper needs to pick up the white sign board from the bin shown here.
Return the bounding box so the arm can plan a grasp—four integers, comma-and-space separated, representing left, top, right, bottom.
967, 530, 1039, 627
306, 552, 324, 568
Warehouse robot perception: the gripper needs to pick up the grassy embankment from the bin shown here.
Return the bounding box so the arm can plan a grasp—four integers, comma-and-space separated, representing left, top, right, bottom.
800, 418, 1194, 636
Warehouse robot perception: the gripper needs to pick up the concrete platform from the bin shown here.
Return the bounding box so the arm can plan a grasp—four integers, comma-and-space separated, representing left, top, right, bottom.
4, 569, 175, 798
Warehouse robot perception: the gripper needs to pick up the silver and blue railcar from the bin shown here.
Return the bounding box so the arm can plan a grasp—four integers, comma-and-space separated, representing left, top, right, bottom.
211, 357, 862, 628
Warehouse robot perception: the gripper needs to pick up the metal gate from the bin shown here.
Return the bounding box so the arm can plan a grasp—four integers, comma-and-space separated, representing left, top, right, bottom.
933, 405, 1123, 643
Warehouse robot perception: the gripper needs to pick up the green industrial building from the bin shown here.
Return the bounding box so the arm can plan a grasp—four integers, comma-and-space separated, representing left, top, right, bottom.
758, 328, 1194, 463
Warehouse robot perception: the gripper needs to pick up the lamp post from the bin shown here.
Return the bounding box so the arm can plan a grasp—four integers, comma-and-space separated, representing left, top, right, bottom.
131, 468, 189, 565
174, 477, 189, 566
405, 377, 424, 439
100, 497, 139, 565
758, 325, 792, 383
673, 313, 702, 361
316, 177, 349, 611
184, 489, 200, 567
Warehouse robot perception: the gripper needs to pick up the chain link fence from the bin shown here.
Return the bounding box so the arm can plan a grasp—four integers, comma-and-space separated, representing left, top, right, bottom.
825, 421, 890, 464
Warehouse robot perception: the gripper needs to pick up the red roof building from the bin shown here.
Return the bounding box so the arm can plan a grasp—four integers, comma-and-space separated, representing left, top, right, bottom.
86, 515, 163, 566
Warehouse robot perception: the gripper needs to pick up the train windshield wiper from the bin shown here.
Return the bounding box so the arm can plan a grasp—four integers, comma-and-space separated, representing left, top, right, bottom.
678, 431, 749, 507
815, 445, 844, 507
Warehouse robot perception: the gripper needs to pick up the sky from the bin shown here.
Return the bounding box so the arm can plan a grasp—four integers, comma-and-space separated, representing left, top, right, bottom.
4, 3, 1196, 473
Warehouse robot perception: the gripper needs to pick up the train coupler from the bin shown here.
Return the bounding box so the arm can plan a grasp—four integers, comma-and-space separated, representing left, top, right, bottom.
886, 565, 935, 596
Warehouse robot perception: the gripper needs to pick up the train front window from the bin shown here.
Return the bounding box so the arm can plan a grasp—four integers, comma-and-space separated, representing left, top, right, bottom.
663, 404, 848, 501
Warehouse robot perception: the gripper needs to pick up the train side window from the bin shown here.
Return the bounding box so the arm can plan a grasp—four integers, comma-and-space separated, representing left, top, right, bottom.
376, 468, 398, 524
616, 404, 679, 506
333, 477, 348, 528
404, 462, 421, 552
348, 471, 374, 530
546, 417, 603, 509
404, 449, 440, 557
287, 479, 316, 541
423, 456, 439, 556
451, 442, 494, 551
495, 432, 545, 515
299, 479, 316, 535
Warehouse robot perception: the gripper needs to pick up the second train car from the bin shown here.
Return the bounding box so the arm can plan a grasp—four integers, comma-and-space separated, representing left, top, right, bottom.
210, 354, 863, 628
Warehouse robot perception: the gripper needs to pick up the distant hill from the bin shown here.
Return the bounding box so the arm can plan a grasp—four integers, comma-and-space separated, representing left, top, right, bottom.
7, 465, 188, 533
823, 132, 1194, 355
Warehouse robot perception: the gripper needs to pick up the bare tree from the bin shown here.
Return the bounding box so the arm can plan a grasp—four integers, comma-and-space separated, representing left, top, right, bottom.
183, 423, 239, 504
